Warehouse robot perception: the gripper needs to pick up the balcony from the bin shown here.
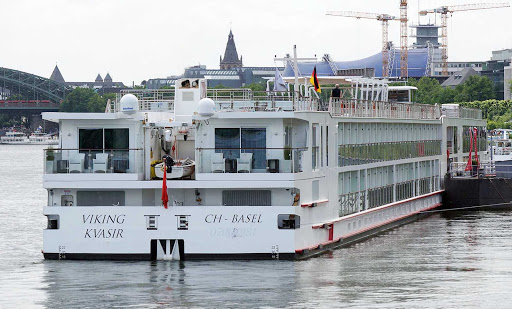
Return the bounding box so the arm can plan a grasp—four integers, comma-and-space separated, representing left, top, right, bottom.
44, 148, 143, 179
196, 148, 306, 176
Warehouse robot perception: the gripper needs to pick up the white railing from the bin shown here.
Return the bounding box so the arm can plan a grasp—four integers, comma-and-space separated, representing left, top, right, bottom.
112, 89, 175, 112
441, 106, 482, 119
329, 98, 441, 120
449, 161, 496, 178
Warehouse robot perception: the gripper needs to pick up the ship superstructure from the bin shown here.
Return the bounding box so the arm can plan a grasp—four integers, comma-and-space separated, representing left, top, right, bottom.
41, 76, 486, 260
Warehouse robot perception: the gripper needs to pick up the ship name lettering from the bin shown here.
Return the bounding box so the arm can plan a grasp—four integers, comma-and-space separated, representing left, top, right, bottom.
82, 214, 126, 224
205, 214, 223, 223
232, 214, 262, 223
84, 228, 124, 238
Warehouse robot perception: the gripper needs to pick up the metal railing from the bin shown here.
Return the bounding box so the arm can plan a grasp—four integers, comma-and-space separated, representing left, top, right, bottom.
112, 89, 175, 112
449, 162, 497, 178
338, 140, 442, 167
338, 176, 440, 217
329, 98, 441, 119
208, 89, 322, 112
44, 148, 143, 174
441, 106, 482, 119
196, 147, 307, 174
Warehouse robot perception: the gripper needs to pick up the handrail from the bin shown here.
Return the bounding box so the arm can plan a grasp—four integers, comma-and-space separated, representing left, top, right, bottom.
44, 148, 143, 151
196, 147, 307, 150
329, 97, 441, 120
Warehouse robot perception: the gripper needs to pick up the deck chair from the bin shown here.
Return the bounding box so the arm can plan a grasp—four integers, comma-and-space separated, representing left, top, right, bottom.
93, 153, 109, 173
69, 152, 85, 173
211, 152, 225, 173
237, 153, 253, 173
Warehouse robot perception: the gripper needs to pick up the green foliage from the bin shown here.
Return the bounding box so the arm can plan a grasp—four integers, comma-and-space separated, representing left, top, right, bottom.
405, 76, 494, 105
459, 99, 512, 129
453, 75, 494, 102
0, 112, 29, 127
242, 82, 266, 92
407, 77, 442, 105
60, 88, 111, 113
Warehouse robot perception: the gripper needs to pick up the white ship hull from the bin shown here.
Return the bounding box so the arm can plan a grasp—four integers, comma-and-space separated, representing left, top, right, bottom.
43, 192, 442, 260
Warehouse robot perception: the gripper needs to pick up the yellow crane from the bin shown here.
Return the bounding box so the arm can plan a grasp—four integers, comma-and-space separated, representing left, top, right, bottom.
326, 11, 397, 78
419, 2, 510, 76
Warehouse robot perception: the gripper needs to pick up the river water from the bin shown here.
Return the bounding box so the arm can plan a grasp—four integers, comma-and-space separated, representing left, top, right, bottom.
1, 145, 511, 308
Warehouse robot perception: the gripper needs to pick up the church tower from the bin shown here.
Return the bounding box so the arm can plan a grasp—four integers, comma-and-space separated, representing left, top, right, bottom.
220, 30, 243, 70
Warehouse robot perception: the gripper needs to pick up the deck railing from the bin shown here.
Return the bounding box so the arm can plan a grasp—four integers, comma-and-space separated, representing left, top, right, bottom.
338, 175, 440, 217
449, 162, 496, 178
44, 148, 143, 174
329, 98, 441, 120
441, 106, 482, 119
112, 89, 175, 112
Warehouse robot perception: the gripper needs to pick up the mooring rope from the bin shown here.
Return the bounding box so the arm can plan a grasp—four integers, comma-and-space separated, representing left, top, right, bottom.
419, 201, 512, 213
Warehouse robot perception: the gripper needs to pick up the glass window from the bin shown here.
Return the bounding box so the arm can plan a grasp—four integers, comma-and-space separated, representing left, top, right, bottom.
79, 129, 103, 150
215, 128, 240, 160
215, 128, 267, 169
77, 191, 125, 206
105, 129, 129, 149
241, 128, 266, 169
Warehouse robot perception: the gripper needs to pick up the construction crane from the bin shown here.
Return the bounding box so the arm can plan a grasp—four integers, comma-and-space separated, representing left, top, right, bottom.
400, 0, 408, 78
419, 3, 510, 76
327, 11, 397, 77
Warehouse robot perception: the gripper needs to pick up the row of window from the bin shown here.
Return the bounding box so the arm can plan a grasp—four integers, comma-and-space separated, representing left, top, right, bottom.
338, 140, 442, 167
338, 176, 440, 217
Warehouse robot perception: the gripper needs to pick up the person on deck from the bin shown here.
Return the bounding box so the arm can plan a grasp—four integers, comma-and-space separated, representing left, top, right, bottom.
331, 84, 341, 98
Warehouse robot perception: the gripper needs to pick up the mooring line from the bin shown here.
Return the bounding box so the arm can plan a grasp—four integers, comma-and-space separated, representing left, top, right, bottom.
419, 201, 512, 213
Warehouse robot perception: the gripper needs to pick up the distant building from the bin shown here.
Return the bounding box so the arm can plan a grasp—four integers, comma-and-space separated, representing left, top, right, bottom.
441, 67, 479, 88
146, 30, 283, 89
481, 58, 511, 100
49, 65, 126, 94
219, 30, 243, 70
504, 62, 512, 100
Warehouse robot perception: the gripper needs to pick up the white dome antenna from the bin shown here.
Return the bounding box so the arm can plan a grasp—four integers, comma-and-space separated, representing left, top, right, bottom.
197, 98, 215, 118
120, 94, 139, 114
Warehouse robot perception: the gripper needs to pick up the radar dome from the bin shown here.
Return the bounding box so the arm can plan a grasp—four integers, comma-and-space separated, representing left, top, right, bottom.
120, 94, 139, 114
198, 98, 215, 118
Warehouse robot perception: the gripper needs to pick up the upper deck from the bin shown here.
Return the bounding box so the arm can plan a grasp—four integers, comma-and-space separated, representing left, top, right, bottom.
42, 77, 483, 188
106, 78, 480, 121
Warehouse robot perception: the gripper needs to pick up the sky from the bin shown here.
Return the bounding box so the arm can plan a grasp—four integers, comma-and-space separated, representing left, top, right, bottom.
1, 0, 511, 85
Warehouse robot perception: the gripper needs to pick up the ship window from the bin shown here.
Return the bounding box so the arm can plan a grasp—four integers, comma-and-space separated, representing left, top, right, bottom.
277, 214, 300, 229
79, 128, 129, 150
61, 195, 74, 206
46, 215, 59, 229
215, 128, 266, 169
76, 191, 125, 206
222, 190, 271, 206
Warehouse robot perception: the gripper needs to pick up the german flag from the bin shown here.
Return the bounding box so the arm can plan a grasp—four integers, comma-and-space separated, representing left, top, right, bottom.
310, 66, 321, 93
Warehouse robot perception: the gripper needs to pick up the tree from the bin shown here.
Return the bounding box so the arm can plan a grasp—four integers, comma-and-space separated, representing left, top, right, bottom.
453, 75, 494, 102
60, 88, 106, 112
407, 77, 442, 105
438, 87, 456, 104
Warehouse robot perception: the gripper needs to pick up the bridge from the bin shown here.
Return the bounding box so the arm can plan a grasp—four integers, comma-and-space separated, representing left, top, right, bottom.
0, 100, 60, 111
0, 67, 72, 109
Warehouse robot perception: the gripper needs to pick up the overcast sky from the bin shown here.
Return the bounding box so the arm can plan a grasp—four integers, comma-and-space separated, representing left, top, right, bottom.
1, 0, 511, 85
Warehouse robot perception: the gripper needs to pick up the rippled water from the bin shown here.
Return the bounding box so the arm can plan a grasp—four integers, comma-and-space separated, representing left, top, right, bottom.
1, 145, 511, 308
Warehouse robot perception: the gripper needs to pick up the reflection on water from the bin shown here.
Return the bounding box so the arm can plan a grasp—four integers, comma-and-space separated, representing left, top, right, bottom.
1, 145, 512, 308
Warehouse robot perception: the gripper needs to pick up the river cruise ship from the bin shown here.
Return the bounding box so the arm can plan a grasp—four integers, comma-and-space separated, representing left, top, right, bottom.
41, 76, 486, 260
